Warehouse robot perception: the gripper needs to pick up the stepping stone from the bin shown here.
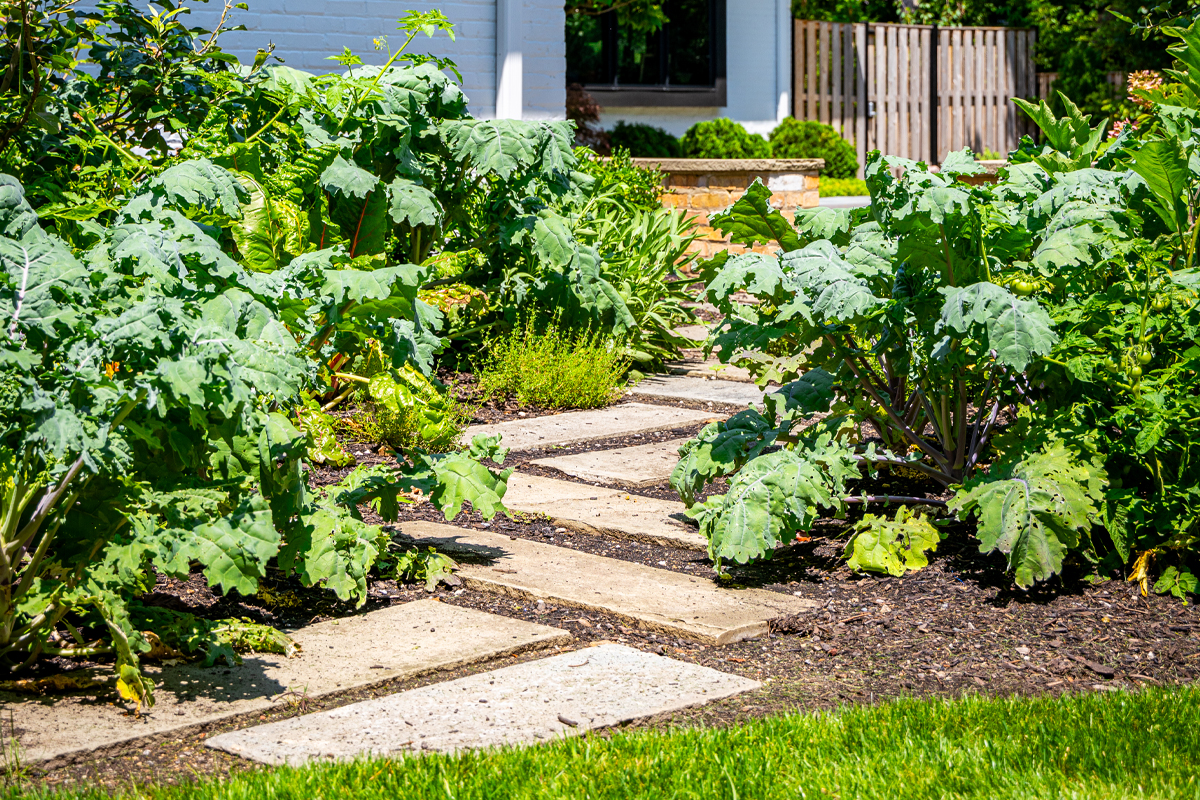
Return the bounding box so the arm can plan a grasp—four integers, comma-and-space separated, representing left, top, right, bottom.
502, 473, 705, 550
12, 600, 568, 768
665, 352, 754, 383
402, 522, 818, 644
673, 324, 712, 342
462, 403, 721, 451
630, 375, 769, 407
206, 643, 759, 765
530, 438, 691, 488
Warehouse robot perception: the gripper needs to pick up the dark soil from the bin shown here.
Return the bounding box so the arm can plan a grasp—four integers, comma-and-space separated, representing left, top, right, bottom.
17, 397, 1200, 793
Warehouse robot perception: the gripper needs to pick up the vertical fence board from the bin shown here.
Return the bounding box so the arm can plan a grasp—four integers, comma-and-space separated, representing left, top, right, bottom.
818, 22, 830, 124
855, 23, 867, 176
807, 22, 817, 119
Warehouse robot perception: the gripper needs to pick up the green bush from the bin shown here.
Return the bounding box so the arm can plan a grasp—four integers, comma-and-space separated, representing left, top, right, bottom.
574, 146, 663, 211
680, 119, 771, 159
818, 176, 869, 196
608, 121, 681, 157
769, 118, 859, 178
476, 321, 630, 410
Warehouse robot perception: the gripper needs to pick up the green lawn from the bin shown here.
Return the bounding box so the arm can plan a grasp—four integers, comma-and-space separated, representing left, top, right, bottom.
15, 687, 1200, 800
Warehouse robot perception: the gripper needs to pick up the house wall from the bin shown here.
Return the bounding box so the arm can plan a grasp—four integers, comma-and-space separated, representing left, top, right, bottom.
596, 0, 792, 137
186, 0, 565, 120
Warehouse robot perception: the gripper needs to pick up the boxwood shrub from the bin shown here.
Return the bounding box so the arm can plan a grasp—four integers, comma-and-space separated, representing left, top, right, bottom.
607, 121, 681, 158
769, 117, 858, 178
680, 119, 771, 159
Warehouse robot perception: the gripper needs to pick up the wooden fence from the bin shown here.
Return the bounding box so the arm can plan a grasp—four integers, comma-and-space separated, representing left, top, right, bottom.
793, 20, 1038, 174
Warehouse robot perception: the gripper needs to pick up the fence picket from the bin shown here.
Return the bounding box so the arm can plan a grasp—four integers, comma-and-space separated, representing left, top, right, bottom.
855, 23, 867, 176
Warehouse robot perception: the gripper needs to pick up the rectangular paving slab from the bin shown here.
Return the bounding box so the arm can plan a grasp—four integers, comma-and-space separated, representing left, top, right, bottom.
530, 438, 692, 488
503, 473, 706, 550
666, 355, 753, 383
206, 643, 760, 765
461, 403, 721, 451
630, 375, 769, 407
401, 522, 818, 644
13, 601, 569, 768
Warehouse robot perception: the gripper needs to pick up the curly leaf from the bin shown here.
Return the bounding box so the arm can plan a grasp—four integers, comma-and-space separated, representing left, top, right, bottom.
845, 506, 940, 576
949, 443, 1106, 587
149, 159, 246, 218
939, 282, 1058, 370
670, 410, 780, 506
709, 180, 802, 252
386, 177, 442, 228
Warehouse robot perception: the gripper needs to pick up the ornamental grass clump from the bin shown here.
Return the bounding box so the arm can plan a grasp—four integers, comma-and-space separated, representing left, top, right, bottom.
476, 321, 629, 410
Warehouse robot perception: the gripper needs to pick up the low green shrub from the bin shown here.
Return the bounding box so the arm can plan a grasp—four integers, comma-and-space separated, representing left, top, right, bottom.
680, 119, 771, 159
818, 176, 869, 196
476, 322, 629, 409
574, 146, 663, 211
768, 118, 859, 178
607, 121, 681, 157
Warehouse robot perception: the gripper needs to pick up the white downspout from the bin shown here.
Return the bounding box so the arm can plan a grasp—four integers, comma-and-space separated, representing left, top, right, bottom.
776, 0, 791, 122
496, 0, 523, 119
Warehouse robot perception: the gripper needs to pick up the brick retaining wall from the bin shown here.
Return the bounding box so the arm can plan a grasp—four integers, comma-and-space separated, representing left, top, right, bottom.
630, 158, 824, 258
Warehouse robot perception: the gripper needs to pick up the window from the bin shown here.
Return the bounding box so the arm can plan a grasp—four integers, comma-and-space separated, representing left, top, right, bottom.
566, 0, 726, 106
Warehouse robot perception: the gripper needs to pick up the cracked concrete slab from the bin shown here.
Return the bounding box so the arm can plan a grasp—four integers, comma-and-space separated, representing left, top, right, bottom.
629, 376, 770, 407
461, 403, 722, 451
530, 438, 691, 488
402, 523, 818, 644
13, 601, 568, 768
206, 643, 760, 765
502, 473, 706, 550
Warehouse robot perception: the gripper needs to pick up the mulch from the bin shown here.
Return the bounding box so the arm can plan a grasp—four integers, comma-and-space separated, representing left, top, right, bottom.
16, 393, 1200, 793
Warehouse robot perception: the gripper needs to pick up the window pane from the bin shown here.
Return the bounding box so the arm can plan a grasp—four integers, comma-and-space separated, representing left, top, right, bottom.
565, 13, 605, 85
564, 0, 718, 88
667, 0, 713, 86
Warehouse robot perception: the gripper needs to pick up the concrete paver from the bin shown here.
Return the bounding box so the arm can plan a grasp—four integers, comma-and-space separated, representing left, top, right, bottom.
402, 523, 818, 644
630, 375, 769, 407
530, 438, 691, 488
665, 353, 754, 383
206, 643, 760, 765
502, 473, 706, 550
461, 403, 721, 451
13, 601, 568, 768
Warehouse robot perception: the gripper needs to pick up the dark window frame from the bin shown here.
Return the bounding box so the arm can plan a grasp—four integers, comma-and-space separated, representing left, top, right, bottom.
577, 0, 726, 107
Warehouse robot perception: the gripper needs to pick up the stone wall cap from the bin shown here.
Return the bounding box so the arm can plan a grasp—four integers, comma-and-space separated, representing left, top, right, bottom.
628, 157, 825, 173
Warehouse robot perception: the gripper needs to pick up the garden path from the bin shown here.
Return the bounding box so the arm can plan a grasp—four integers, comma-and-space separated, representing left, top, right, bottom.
15, 601, 568, 768
629, 375, 769, 406
205, 644, 758, 765
460, 403, 718, 450
400, 522, 815, 644
530, 437, 692, 487
501, 473, 705, 550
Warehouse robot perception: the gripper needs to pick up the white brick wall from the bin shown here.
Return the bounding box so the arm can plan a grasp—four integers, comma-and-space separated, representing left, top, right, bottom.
186, 0, 564, 120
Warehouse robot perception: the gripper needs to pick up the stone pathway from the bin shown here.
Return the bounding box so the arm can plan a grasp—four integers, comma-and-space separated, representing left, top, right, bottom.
206, 644, 759, 765
502, 473, 705, 550
403, 523, 816, 644
462, 403, 720, 450
26, 394, 806, 771
630, 375, 769, 407
665, 352, 753, 383
17, 601, 567, 768
530, 437, 692, 488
